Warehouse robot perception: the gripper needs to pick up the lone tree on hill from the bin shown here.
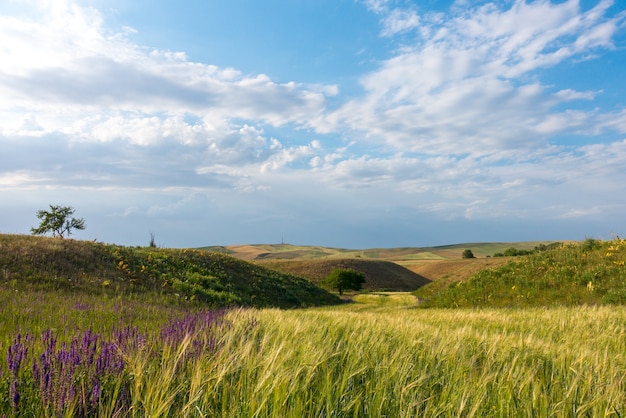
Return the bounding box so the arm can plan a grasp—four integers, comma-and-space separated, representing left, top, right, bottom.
462, 249, 475, 259
31, 205, 86, 238
322, 268, 366, 295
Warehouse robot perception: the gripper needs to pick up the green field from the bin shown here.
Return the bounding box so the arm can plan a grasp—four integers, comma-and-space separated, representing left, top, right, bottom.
1, 235, 626, 416
1, 291, 625, 416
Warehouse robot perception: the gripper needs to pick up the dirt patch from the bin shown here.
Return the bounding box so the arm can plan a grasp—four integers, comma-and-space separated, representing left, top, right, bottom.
227, 245, 269, 261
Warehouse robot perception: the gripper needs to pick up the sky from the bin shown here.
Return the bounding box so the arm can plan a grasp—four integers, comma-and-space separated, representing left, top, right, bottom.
1, 0, 626, 249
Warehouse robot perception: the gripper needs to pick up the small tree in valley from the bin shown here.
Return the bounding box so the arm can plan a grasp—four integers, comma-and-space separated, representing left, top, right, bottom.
31, 205, 86, 238
322, 268, 366, 295
462, 249, 475, 259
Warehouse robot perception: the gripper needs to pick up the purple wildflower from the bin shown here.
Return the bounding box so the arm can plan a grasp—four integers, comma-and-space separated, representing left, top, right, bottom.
10, 380, 20, 409
7, 333, 31, 376
7, 333, 32, 412
73, 302, 91, 311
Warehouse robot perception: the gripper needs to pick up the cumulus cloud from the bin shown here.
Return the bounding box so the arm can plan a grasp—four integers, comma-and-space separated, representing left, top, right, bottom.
0, 0, 340, 202
324, 0, 625, 161
0, 2, 331, 142
1, 0, 626, 246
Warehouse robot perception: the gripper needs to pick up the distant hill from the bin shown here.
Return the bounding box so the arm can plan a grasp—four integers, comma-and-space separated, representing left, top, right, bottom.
202, 241, 559, 292
0, 234, 340, 309
257, 259, 431, 292
203, 241, 560, 262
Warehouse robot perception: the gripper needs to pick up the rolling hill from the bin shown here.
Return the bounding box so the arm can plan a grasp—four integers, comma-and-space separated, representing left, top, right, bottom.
0, 234, 340, 308
201, 241, 559, 292
257, 258, 431, 291
203, 241, 559, 262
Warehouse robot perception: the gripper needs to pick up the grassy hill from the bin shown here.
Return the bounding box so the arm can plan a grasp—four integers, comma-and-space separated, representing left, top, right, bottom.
257, 259, 431, 291
207, 241, 559, 293
415, 238, 626, 307
204, 241, 559, 261
0, 234, 340, 308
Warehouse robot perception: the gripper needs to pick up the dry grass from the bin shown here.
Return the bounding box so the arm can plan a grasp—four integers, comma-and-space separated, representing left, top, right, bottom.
401, 257, 511, 282
257, 258, 431, 291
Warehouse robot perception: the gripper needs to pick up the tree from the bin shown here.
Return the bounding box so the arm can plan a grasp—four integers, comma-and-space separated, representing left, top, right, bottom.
31, 205, 86, 238
462, 249, 475, 259
322, 268, 366, 295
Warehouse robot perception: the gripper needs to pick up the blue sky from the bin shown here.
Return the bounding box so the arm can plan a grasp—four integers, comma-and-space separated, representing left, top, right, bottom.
1, 0, 625, 249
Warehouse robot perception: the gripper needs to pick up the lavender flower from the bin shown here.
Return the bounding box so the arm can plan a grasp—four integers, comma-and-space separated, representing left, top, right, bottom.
7, 333, 31, 376
7, 333, 32, 411
28, 328, 128, 417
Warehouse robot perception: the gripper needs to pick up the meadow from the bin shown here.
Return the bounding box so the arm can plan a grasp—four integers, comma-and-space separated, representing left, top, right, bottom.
1, 290, 625, 417
2, 236, 626, 416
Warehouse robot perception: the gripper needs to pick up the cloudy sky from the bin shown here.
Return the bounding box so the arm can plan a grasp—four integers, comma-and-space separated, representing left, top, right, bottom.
1, 0, 625, 248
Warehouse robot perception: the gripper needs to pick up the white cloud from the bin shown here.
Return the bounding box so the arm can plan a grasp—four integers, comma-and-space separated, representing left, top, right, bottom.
1, 1, 626, 246
381, 8, 421, 37
0, 1, 332, 146
320, 0, 625, 162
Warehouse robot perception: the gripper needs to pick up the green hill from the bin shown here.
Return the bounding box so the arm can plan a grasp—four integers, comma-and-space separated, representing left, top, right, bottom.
415, 238, 626, 308
0, 234, 340, 309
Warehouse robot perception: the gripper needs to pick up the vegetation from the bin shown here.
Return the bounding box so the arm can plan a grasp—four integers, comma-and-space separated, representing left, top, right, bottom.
258, 258, 430, 291
212, 241, 560, 261
493, 242, 562, 257
1, 289, 625, 416
2, 234, 626, 415
417, 238, 626, 308
0, 234, 339, 309
30, 205, 86, 238
321, 268, 366, 295
462, 249, 475, 258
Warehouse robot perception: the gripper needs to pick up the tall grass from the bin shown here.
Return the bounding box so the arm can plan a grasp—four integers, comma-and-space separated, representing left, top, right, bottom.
210, 305, 626, 417
417, 237, 626, 307
3, 288, 625, 416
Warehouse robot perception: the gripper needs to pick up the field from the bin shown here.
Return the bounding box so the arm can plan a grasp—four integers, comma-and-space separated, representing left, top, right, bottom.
1, 291, 625, 416
226, 241, 556, 292
2, 235, 626, 416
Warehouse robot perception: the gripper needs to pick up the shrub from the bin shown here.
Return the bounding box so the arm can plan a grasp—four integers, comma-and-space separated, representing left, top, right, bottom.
462, 249, 475, 259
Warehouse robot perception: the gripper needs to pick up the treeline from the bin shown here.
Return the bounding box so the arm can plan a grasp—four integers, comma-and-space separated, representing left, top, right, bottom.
493, 242, 562, 257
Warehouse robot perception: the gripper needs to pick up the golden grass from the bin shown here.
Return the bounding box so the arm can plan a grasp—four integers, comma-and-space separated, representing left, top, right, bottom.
175, 301, 626, 416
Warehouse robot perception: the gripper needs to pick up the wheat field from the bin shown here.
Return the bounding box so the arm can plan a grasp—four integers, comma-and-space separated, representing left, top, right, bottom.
2, 291, 625, 416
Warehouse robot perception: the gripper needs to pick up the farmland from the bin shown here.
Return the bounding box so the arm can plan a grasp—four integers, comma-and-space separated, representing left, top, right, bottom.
1, 235, 626, 416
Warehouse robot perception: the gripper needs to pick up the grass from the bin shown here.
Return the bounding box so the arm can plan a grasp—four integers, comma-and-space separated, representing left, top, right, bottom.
257, 258, 431, 291
2, 235, 626, 416
212, 241, 560, 261
1, 289, 625, 416
416, 238, 626, 308
0, 234, 340, 309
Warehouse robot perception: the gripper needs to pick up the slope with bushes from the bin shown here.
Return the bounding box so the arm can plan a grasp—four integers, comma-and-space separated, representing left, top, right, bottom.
0, 234, 340, 308
416, 238, 626, 308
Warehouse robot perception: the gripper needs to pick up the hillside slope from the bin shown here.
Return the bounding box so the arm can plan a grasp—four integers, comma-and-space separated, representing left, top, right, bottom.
416, 238, 626, 308
0, 234, 340, 308
206, 241, 560, 261
257, 259, 431, 291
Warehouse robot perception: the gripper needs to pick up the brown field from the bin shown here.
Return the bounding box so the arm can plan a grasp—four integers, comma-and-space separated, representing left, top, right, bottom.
257, 258, 431, 291
208, 241, 555, 292
398, 257, 512, 282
